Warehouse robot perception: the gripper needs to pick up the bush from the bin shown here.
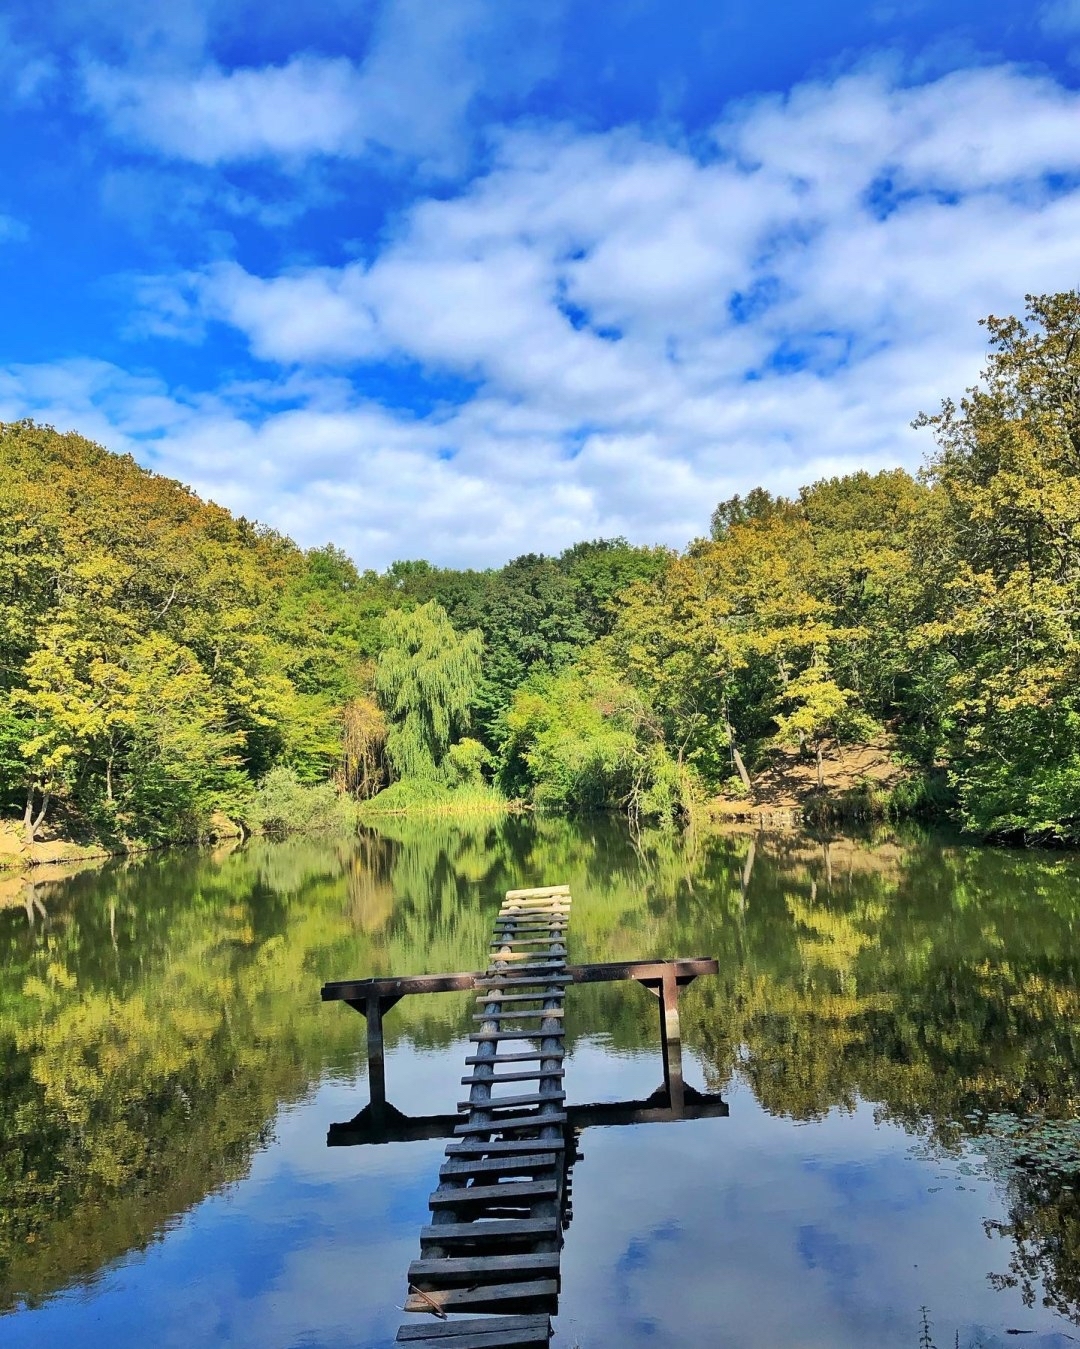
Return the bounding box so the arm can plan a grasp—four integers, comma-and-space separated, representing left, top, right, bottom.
244, 767, 357, 836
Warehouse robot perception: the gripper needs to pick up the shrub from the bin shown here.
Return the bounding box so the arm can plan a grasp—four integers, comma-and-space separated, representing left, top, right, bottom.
244, 767, 357, 836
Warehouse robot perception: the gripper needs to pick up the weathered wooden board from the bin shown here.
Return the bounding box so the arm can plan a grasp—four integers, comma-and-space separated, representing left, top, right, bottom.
402, 1284, 557, 1315
429, 1179, 557, 1208
460, 1070, 564, 1085
407, 1252, 561, 1287
456, 1091, 566, 1112
419, 1218, 558, 1244
463, 1051, 563, 1065
445, 1137, 565, 1156
472, 992, 559, 1004
397, 1313, 552, 1340
440, 1153, 560, 1179
453, 1110, 567, 1135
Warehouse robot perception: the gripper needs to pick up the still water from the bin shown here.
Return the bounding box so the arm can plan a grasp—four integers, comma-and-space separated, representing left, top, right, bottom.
3, 816, 1080, 1348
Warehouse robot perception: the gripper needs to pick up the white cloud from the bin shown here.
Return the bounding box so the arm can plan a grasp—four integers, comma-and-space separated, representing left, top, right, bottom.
82, 0, 558, 171
10, 62, 1080, 568
83, 55, 370, 165
1041, 0, 1080, 34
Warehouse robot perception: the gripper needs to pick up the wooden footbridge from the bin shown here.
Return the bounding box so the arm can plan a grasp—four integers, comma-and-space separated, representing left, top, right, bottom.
322, 883, 724, 1349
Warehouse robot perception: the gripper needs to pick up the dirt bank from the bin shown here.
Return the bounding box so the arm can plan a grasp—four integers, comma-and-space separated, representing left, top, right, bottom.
705, 739, 913, 825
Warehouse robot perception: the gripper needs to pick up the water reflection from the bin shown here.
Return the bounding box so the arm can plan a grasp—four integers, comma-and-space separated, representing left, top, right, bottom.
0, 818, 1079, 1345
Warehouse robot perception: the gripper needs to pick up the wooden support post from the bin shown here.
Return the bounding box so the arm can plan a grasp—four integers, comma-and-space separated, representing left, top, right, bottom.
366, 993, 387, 1110
658, 968, 685, 1114
347, 995, 400, 1111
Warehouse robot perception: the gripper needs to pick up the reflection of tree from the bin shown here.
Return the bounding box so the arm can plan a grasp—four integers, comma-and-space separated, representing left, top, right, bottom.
987, 1170, 1080, 1318
3, 819, 1080, 1319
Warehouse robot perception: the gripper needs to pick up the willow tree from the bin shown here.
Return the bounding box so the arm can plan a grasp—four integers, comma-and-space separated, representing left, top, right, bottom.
375, 601, 483, 783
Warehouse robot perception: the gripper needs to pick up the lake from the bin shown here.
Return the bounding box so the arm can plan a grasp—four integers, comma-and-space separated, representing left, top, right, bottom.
3, 815, 1080, 1348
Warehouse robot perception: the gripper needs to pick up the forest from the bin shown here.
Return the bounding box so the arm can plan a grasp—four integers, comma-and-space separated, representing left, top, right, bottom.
1, 290, 1079, 848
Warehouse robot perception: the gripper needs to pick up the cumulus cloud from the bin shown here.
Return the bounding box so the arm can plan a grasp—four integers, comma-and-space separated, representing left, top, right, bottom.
82, 0, 558, 171
10, 62, 1080, 568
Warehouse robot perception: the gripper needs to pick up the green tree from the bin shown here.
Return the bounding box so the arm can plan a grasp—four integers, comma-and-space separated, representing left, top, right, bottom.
375, 601, 483, 783
914, 290, 1080, 841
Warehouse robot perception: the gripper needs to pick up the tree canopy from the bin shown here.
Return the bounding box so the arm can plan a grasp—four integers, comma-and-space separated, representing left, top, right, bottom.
4, 292, 1080, 843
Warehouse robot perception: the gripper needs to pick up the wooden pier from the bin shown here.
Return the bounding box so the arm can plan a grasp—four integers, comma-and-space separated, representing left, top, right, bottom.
322, 883, 722, 1349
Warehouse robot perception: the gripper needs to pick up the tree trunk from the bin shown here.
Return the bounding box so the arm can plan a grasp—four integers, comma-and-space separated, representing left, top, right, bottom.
731, 743, 752, 794
725, 718, 753, 793
24, 785, 51, 844
740, 837, 757, 898
816, 744, 824, 788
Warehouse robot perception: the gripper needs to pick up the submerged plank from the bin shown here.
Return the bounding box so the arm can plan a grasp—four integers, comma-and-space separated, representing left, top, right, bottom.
402, 1280, 557, 1316
397, 1314, 552, 1342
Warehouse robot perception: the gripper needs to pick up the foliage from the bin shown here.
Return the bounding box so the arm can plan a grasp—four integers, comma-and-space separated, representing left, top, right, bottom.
244, 766, 357, 835
500, 659, 692, 820
375, 601, 483, 783
913, 291, 1080, 842
5, 294, 1080, 843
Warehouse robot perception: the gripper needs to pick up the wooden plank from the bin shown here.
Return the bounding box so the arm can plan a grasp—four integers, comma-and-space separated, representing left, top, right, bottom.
490, 938, 567, 947
471, 1009, 564, 1022
460, 1070, 564, 1085
440, 1153, 560, 1178
473, 992, 558, 1004
492, 919, 569, 928
486, 961, 565, 974
487, 951, 554, 963
397, 1314, 551, 1341
454, 1111, 567, 1135
430, 1179, 557, 1207
473, 978, 571, 991
490, 926, 568, 937
419, 1218, 558, 1243
457, 1091, 565, 1111
398, 1327, 548, 1346
500, 897, 571, 908
408, 1252, 560, 1287
464, 1052, 563, 1065
504, 885, 570, 898
401, 1273, 555, 1316
446, 1138, 565, 1156
468, 1029, 566, 1043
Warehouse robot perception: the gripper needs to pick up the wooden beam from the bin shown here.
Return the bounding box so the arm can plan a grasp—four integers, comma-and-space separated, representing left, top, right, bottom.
322, 957, 718, 1003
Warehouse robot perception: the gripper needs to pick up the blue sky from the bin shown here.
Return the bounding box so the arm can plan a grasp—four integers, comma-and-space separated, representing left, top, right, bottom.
1, 0, 1079, 566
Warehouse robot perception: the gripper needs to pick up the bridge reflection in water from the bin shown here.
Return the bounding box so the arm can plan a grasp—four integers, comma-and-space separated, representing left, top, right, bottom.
324, 884, 724, 1349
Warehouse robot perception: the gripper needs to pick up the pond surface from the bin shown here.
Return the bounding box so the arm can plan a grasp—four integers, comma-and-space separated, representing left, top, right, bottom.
3, 816, 1080, 1348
